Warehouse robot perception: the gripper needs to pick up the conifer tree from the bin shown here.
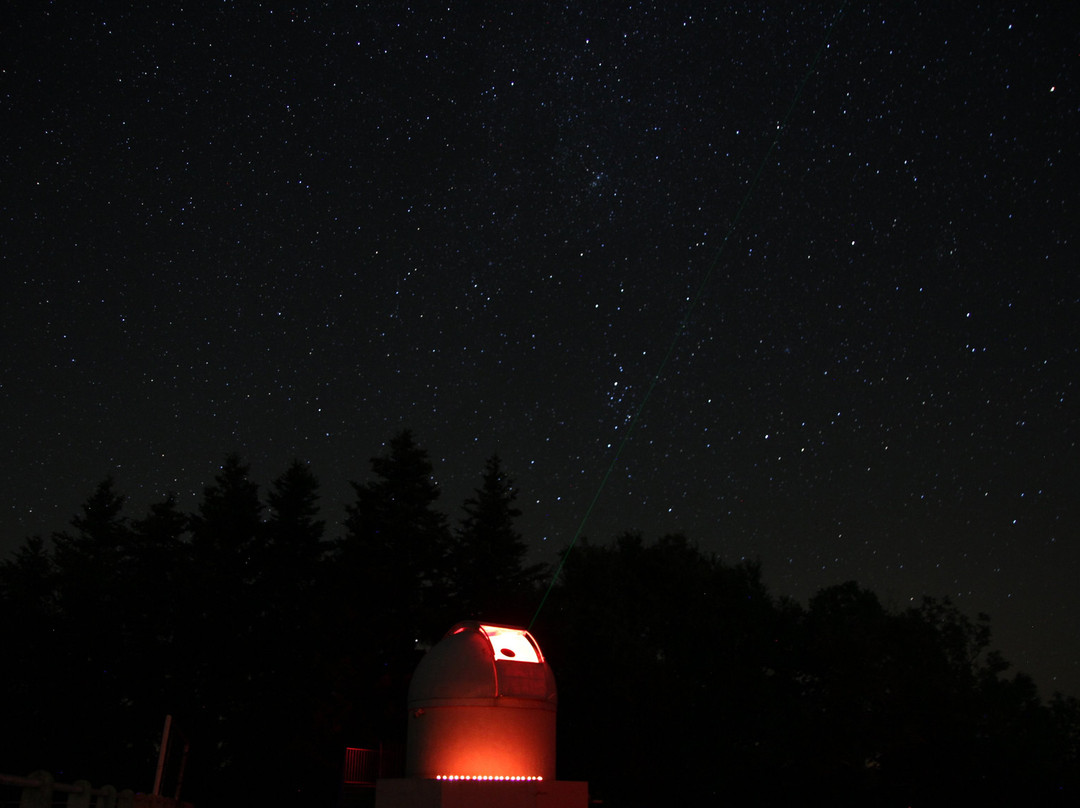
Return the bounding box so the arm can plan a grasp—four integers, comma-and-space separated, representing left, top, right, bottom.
453, 453, 542, 623
0, 535, 59, 771
184, 454, 265, 795
49, 478, 151, 784
52, 476, 131, 597
255, 460, 332, 803
265, 458, 325, 588
337, 430, 452, 749
189, 453, 263, 583
129, 495, 189, 708
341, 429, 452, 644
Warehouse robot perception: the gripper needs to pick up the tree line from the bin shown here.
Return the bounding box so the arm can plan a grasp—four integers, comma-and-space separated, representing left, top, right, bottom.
1, 429, 1077, 807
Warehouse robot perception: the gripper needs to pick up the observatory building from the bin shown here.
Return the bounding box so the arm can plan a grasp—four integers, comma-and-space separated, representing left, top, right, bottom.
375, 621, 588, 808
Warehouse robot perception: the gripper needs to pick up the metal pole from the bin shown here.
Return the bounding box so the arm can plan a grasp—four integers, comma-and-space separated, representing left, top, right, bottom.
173, 739, 190, 801
152, 714, 172, 796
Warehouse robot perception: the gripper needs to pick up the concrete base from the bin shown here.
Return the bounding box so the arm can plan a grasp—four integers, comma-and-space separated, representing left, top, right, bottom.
374, 778, 588, 808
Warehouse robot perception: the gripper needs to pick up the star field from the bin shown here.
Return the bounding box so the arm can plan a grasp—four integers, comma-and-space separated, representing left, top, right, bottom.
2, 2, 1077, 696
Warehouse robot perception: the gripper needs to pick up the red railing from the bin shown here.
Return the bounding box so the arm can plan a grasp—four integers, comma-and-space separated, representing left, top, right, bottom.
342, 747, 381, 786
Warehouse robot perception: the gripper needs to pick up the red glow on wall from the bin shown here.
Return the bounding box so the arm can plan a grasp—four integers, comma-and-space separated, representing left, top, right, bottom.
406, 621, 558, 781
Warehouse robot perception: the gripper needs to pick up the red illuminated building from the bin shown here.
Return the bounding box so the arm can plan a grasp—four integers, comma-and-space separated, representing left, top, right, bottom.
375, 622, 588, 808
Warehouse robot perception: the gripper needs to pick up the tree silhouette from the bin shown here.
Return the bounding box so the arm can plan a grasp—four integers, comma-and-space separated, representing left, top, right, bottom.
260, 459, 327, 651
265, 459, 326, 585
127, 495, 190, 759
3, 445, 1079, 807
252, 460, 336, 804
189, 454, 264, 582
336, 429, 454, 752
0, 534, 56, 618
0, 535, 60, 772
452, 453, 543, 624
542, 532, 781, 806
183, 455, 266, 801
340, 429, 452, 648
52, 477, 130, 621
46, 478, 156, 784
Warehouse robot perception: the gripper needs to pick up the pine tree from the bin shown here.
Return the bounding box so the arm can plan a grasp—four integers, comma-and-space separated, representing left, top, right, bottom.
184, 454, 265, 796
265, 458, 325, 589
189, 453, 263, 583
453, 453, 542, 623
254, 460, 333, 802
0, 535, 60, 771
48, 478, 155, 784
337, 430, 452, 749
0, 534, 56, 618
129, 495, 189, 709
52, 476, 131, 595
50, 477, 133, 671
341, 430, 452, 642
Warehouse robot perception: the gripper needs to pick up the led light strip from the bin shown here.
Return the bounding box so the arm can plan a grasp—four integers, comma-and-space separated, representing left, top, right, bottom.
435, 775, 543, 782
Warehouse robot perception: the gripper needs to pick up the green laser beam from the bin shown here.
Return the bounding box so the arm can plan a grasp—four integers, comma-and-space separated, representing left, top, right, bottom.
529, 3, 847, 631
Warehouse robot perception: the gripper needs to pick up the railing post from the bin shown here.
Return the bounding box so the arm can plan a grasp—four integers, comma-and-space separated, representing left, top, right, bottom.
96, 784, 117, 808
68, 779, 93, 808
20, 770, 53, 808
117, 789, 136, 808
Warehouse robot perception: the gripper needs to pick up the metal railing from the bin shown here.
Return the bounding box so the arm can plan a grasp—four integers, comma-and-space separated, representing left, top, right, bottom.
0, 771, 132, 808
0, 772, 192, 808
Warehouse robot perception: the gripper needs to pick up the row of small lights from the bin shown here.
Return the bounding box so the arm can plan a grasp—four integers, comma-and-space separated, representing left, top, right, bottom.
435, 775, 543, 782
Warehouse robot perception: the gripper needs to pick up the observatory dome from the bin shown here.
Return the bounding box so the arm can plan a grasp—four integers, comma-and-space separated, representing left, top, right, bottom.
406, 621, 557, 781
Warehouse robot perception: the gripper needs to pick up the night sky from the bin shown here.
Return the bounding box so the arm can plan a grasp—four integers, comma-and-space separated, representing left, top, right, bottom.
3, 3, 1077, 697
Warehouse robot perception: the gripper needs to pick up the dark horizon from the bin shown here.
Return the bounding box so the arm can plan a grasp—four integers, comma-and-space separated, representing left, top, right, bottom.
3, 442, 1077, 807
